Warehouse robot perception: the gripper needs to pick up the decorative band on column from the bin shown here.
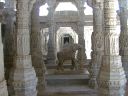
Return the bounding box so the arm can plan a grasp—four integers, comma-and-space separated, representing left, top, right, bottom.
11, 67, 38, 96
102, 55, 122, 67
14, 55, 32, 68
12, 78, 37, 89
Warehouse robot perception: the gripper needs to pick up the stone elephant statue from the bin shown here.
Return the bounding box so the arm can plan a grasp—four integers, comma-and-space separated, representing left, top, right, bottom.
57, 43, 83, 71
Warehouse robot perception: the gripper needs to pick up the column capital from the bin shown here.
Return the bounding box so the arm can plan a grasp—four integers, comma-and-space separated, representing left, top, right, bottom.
77, 21, 85, 26
4, 8, 15, 16
34, 0, 45, 8
0, 2, 4, 9
118, 0, 128, 9
79, 6, 86, 11
47, 0, 56, 8
47, 6, 55, 13
0, 3, 6, 23
92, 0, 103, 9
29, 0, 36, 12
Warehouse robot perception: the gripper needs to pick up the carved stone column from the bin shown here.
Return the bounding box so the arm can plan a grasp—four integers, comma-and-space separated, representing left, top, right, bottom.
97, 0, 126, 96
4, 8, 16, 95
47, 4, 56, 65
4, 8, 15, 81
31, 1, 46, 96
89, 0, 104, 88
118, 0, 128, 79
9, 0, 37, 96
0, 2, 14, 95
0, 22, 8, 96
77, 6, 87, 69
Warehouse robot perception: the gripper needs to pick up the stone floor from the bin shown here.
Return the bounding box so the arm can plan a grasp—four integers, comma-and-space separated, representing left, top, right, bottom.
42, 85, 97, 96
42, 83, 128, 96
43, 66, 96, 96
44, 63, 128, 96
43, 75, 128, 96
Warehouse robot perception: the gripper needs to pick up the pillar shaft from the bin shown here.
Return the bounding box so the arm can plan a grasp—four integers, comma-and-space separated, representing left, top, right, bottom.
0, 22, 8, 96
4, 8, 16, 95
118, 0, 128, 79
77, 5, 87, 68
47, 6, 56, 65
31, 1, 46, 96
97, 0, 126, 96
78, 6, 85, 49
9, 0, 37, 96
89, 0, 104, 88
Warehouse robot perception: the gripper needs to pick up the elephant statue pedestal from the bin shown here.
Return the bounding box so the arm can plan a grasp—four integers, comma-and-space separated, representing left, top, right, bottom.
55, 66, 88, 75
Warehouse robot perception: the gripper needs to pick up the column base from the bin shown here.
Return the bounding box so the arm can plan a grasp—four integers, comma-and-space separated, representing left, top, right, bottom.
97, 55, 126, 96
31, 54, 47, 96
88, 52, 102, 89
47, 48, 56, 65
9, 67, 38, 96
88, 64, 99, 89
34, 68, 47, 96
89, 78, 98, 89
37, 78, 46, 96
122, 56, 128, 79
0, 80, 8, 96
46, 59, 56, 65
4, 56, 14, 95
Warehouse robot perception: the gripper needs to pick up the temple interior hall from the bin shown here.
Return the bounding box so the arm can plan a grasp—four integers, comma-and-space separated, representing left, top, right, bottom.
0, 0, 128, 96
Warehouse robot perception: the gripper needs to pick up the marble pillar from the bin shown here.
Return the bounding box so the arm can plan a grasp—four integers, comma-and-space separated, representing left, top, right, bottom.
4, 8, 16, 95
31, 1, 46, 96
4, 8, 15, 82
0, 22, 8, 96
89, 0, 104, 88
9, 0, 37, 96
77, 6, 87, 69
97, 0, 126, 96
47, 6, 56, 65
118, 0, 128, 79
